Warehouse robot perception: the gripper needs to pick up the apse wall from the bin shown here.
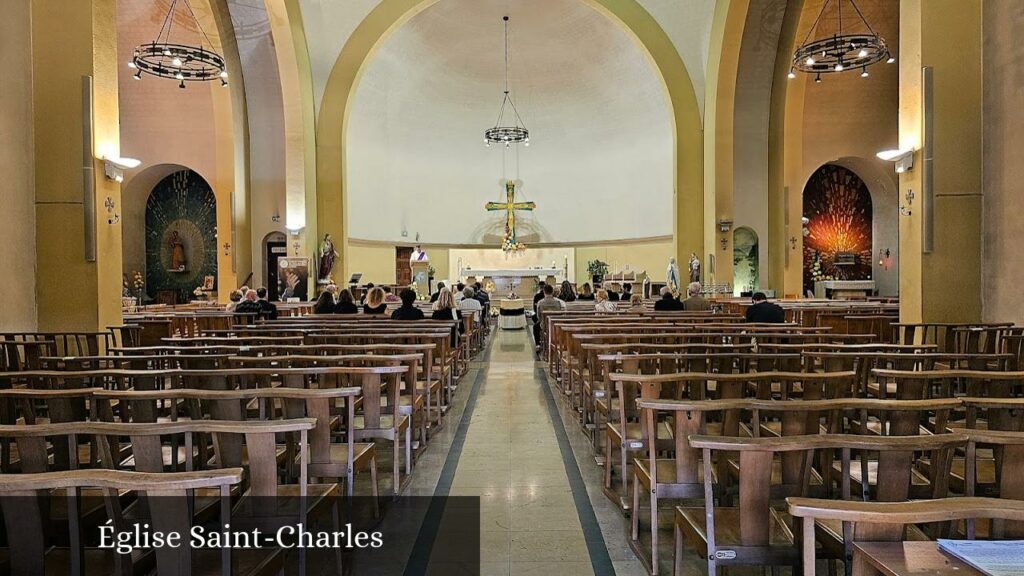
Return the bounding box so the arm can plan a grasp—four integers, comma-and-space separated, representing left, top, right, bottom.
345, 0, 674, 245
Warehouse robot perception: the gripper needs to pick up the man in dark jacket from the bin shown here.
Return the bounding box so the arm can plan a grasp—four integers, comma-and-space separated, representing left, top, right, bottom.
745, 292, 785, 323
653, 286, 684, 311
255, 287, 278, 319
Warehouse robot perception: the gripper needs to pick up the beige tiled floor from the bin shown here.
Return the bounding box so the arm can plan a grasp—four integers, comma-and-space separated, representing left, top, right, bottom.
408, 327, 648, 576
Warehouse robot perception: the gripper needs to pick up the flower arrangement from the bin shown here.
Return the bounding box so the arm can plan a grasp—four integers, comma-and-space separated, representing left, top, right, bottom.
130, 271, 145, 291
501, 223, 526, 253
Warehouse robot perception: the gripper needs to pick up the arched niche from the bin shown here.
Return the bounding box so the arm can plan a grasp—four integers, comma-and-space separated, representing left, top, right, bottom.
261, 231, 288, 300
144, 170, 219, 304
732, 226, 759, 295
801, 164, 874, 294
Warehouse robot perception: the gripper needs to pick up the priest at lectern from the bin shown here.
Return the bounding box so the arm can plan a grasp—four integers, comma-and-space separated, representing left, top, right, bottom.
410, 245, 428, 262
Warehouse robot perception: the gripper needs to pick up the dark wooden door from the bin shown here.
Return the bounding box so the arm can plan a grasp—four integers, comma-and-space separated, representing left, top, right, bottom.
395, 247, 413, 286
266, 241, 287, 301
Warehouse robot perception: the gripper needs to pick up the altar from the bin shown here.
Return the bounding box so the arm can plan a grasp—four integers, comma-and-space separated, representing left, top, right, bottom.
814, 280, 875, 300
460, 267, 562, 297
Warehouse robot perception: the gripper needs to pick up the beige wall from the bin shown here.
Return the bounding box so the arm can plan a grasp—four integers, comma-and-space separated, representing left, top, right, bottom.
0, 0, 37, 330
346, 239, 671, 289
574, 239, 674, 286
118, 0, 238, 301
982, 1, 1024, 324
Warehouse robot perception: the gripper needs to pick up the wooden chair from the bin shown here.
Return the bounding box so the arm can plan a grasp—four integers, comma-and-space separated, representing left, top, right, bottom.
0, 468, 286, 575
682, 433, 965, 576
953, 427, 1024, 538
787, 496, 1024, 576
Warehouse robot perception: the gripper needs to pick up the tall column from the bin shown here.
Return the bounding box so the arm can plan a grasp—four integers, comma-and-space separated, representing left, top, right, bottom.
898, 0, 982, 323
32, 0, 122, 331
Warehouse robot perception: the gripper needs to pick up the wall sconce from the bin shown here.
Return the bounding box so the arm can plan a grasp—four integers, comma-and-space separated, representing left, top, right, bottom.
101, 156, 141, 183
718, 219, 733, 251
876, 148, 914, 174
900, 189, 914, 216
271, 213, 281, 223
104, 196, 120, 225
878, 248, 892, 269
286, 225, 303, 236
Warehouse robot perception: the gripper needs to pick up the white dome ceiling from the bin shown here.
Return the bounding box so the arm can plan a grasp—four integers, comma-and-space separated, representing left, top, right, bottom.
346, 0, 674, 245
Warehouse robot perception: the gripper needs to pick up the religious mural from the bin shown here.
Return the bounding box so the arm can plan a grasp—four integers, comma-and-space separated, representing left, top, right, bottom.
733, 227, 759, 294
145, 170, 218, 303
802, 164, 873, 292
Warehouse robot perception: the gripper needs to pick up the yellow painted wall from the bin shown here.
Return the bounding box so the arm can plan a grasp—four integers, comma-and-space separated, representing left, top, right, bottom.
574, 239, 673, 286
346, 242, 450, 286
32, 0, 122, 332
0, 0, 37, 330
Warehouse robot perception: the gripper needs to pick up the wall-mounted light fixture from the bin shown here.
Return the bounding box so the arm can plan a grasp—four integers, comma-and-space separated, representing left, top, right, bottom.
104, 196, 120, 225
876, 148, 914, 174
271, 213, 281, 223
101, 156, 141, 183
877, 248, 892, 269
717, 219, 733, 251
286, 225, 303, 236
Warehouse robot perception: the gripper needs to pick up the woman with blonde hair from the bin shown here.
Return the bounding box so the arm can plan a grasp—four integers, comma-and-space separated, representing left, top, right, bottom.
362, 286, 387, 314
629, 293, 643, 308
431, 288, 464, 345
594, 289, 616, 313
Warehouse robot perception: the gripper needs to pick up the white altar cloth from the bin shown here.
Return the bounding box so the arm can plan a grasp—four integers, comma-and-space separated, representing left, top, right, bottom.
460, 268, 562, 279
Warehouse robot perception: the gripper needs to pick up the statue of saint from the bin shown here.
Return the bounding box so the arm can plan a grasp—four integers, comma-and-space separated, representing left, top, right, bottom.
318, 234, 338, 283
688, 253, 701, 284
169, 230, 186, 272
666, 257, 681, 295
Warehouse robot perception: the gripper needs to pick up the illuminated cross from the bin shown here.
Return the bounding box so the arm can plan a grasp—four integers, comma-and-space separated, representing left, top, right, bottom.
485, 180, 535, 247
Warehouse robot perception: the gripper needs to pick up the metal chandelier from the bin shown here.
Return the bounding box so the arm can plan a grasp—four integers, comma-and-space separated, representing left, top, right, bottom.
485, 16, 530, 148
789, 0, 894, 83
129, 0, 228, 89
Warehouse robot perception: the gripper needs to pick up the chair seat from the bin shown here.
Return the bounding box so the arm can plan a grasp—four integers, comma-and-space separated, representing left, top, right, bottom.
355, 414, 410, 434
397, 395, 425, 412
607, 421, 674, 444
633, 458, 715, 489
307, 442, 376, 478
831, 460, 932, 489
676, 506, 797, 560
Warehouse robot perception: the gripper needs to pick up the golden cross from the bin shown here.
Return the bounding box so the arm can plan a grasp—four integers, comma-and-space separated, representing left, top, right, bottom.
485, 180, 535, 246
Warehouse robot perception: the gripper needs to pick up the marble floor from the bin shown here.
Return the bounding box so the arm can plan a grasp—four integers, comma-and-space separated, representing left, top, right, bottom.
405, 326, 648, 576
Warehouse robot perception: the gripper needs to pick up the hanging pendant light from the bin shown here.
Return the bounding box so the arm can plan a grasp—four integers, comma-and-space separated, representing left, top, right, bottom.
789, 0, 893, 82
130, 0, 228, 89
484, 16, 529, 147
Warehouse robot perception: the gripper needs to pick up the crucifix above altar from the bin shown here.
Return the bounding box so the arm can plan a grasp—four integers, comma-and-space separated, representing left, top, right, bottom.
485, 180, 535, 252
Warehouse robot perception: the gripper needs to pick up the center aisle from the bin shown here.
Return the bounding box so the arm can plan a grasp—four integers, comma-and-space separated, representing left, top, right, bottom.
407, 326, 646, 576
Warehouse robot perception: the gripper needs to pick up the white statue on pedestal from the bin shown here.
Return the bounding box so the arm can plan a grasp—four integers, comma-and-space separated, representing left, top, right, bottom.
667, 257, 681, 295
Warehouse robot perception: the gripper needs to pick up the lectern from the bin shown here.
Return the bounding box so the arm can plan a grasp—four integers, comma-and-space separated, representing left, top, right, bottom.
411, 259, 431, 297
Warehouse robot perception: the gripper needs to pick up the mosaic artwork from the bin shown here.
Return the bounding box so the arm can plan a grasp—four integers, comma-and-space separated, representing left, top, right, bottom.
145, 170, 218, 303
802, 164, 873, 291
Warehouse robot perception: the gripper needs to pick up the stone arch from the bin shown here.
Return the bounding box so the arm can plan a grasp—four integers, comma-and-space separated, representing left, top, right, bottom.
313, 0, 703, 277
732, 226, 760, 294
801, 163, 875, 295
143, 169, 219, 304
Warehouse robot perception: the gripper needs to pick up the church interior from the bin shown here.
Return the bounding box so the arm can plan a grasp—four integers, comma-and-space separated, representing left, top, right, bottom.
3, 0, 1024, 574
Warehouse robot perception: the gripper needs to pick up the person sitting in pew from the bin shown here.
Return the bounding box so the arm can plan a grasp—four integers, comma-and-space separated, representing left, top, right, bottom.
431, 288, 464, 345
458, 286, 483, 326
745, 291, 785, 323
558, 280, 577, 302
391, 288, 424, 320
234, 290, 263, 315
225, 290, 243, 312
577, 282, 595, 301
313, 291, 336, 314
363, 287, 387, 314
620, 282, 633, 301
430, 282, 446, 303
533, 283, 566, 347
383, 286, 400, 303
335, 289, 360, 314
681, 282, 712, 311
606, 283, 621, 301
595, 289, 617, 313
654, 286, 684, 311
255, 287, 278, 319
